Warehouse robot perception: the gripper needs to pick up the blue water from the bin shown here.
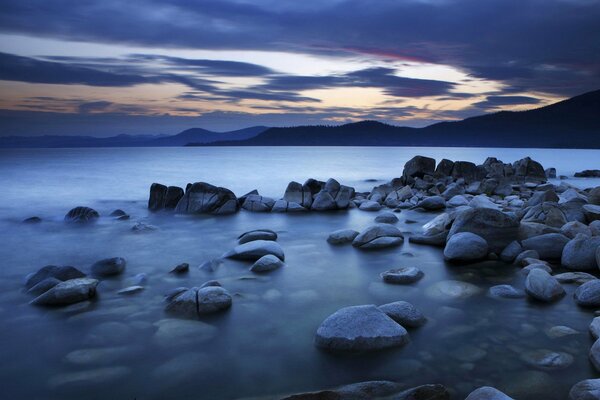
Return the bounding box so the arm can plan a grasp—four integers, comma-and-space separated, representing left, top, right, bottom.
0, 146, 599, 399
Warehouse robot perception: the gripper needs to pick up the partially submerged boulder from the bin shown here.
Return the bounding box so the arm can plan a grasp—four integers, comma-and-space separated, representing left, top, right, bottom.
175, 182, 238, 215
443, 232, 489, 263
224, 240, 285, 261
447, 208, 519, 253
352, 224, 404, 250
31, 278, 99, 306
64, 207, 99, 223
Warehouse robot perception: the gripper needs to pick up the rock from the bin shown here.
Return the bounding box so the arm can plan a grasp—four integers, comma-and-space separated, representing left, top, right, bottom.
591, 339, 600, 372
166, 286, 232, 317
403, 155, 436, 179
131, 222, 158, 232
110, 209, 129, 220
200, 280, 221, 288
443, 232, 489, 262
23, 216, 42, 223
271, 199, 305, 212
91, 257, 126, 277
417, 196, 446, 211
436, 158, 455, 177
592, 221, 600, 236
448, 195, 470, 207
378, 301, 426, 328
574, 280, 600, 307
327, 229, 359, 245
465, 386, 514, 400
514, 250, 540, 266
394, 384, 450, 400
375, 212, 399, 224
524, 269, 565, 302
175, 182, 238, 215
48, 366, 131, 388
442, 182, 465, 200
562, 236, 600, 270
31, 278, 99, 306
448, 207, 519, 253
148, 183, 184, 211
65, 346, 140, 366
314, 305, 409, 351
590, 187, 600, 205
25, 265, 86, 289
409, 232, 448, 247
117, 286, 144, 295
522, 233, 570, 260
489, 284, 525, 299
384, 186, 413, 207
242, 194, 275, 212
281, 380, 408, 400
238, 229, 277, 244
584, 204, 600, 223
153, 318, 217, 348
561, 221, 593, 239
569, 379, 600, 400
519, 222, 561, 240
452, 161, 479, 183
590, 317, 600, 339
521, 349, 574, 370
469, 194, 500, 209
250, 254, 284, 272
527, 190, 559, 207
380, 267, 424, 284
575, 170, 600, 178
522, 263, 553, 275
224, 240, 284, 261
545, 168, 557, 179
422, 213, 452, 236
521, 202, 568, 228
283, 181, 313, 208
170, 263, 189, 274
27, 277, 61, 296
311, 190, 337, 211
500, 241, 523, 263
513, 157, 546, 182
199, 258, 223, 272
554, 272, 597, 285
546, 325, 579, 338
352, 224, 404, 250
164, 287, 188, 302
359, 200, 382, 211
425, 280, 481, 300
64, 206, 99, 223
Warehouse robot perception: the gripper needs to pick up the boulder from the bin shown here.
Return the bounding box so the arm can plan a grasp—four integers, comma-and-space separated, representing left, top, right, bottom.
514, 250, 540, 266
283, 181, 313, 208
359, 200, 382, 211
591, 339, 600, 372
64, 206, 99, 223
384, 186, 413, 207
524, 269, 565, 302
469, 195, 500, 209
250, 254, 284, 273
311, 190, 337, 211
31, 278, 99, 306
500, 241, 522, 263
569, 379, 600, 400
409, 232, 448, 247
25, 265, 86, 289
148, 184, 184, 211
561, 221, 593, 239
241, 194, 275, 212
175, 182, 238, 215
448, 195, 469, 207
522, 233, 570, 260
513, 157, 546, 182
374, 212, 399, 224
575, 170, 600, 178
380, 267, 424, 284
27, 277, 62, 296
452, 161, 479, 183
314, 305, 409, 351
562, 236, 600, 270
554, 272, 596, 285
574, 280, 600, 307
403, 156, 435, 179
271, 199, 305, 212
166, 286, 232, 317
589, 187, 600, 205
91, 257, 126, 277
521, 202, 568, 228
489, 284, 525, 299
224, 240, 285, 261
327, 229, 359, 245
590, 317, 600, 340
447, 208, 519, 253
545, 168, 557, 179
435, 158, 454, 177
352, 224, 404, 250
466, 386, 514, 400
518, 222, 561, 240
584, 204, 600, 223
378, 301, 426, 328
417, 196, 446, 211
443, 232, 489, 263
238, 229, 277, 244
169, 263, 189, 274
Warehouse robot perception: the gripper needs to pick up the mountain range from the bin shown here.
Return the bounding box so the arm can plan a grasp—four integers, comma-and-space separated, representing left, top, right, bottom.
1, 89, 598, 149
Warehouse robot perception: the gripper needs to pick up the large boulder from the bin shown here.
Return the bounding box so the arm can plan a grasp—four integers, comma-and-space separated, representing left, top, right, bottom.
435, 159, 455, 177
513, 157, 546, 182
224, 240, 285, 261
417, 196, 446, 211
589, 187, 600, 205
91, 257, 126, 277
562, 236, 600, 270
148, 183, 184, 211
25, 265, 86, 290
384, 186, 413, 207
271, 200, 305, 212
466, 386, 514, 400
175, 182, 238, 215
569, 379, 600, 400
452, 161, 479, 183
402, 156, 435, 179
283, 181, 313, 208
166, 286, 232, 317
447, 208, 519, 253
352, 224, 404, 250
30, 278, 99, 306
314, 305, 409, 351
378, 301, 426, 328
443, 232, 489, 263
64, 207, 99, 223
524, 269, 565, 302
561, 221, 593, 239
574, 280, 600, 307
584, 204, 600, 223
311, 190, 336, 211
521, 203, 568, 228
522, 233, 570, 260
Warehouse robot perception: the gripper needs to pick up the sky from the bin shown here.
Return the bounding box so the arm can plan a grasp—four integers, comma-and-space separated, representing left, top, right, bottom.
0, 0, 598, 136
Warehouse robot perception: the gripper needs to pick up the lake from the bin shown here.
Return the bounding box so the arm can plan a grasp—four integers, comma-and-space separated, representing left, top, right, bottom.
1, 146, 599, 399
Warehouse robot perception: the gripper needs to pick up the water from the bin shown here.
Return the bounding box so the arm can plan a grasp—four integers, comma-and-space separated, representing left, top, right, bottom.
1, 146, 599, 399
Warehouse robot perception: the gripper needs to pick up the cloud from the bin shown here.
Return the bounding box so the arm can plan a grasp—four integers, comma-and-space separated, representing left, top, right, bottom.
473, 95, 542, 109
78, 101, 113, 113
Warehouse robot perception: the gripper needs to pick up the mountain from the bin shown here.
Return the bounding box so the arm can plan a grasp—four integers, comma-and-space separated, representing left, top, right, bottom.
151, 126, 267, 146
197, 89, 600, 148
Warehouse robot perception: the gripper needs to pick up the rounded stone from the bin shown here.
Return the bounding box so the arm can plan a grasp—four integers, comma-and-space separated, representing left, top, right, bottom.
380, 267, 424, 284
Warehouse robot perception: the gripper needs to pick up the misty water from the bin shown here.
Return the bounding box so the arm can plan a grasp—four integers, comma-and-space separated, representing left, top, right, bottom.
1, 146, 600, 399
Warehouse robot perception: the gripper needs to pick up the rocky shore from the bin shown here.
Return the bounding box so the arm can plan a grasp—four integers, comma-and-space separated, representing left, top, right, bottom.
19, 154, 600, 399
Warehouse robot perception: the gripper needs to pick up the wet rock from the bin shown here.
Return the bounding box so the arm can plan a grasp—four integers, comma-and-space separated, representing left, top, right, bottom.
522, 263, 553, 275
131, 222, 158, 233
170, 262, 189, 274
27, 277, 61, 296
569, 378, 600, 400
352, 224, 404, 250
380, 267, 424, 284
519, 222, 561, 240
561, 221, 593, 239
311, 190, 337, 211
378, 301, 426, 328
590, 317, 600, 340
403, 155, 436, 179
25, 265, 86, 289
422, 213, 452, 236
91, 257, 126, 277
359, 200, 382, 211
514, 250, 540, 266
166, 286, 232, 317
164, 287, 188, 302
584, 204, 600, 223
314, 305, 409, 351
489, 284, 525, 299
242, 194, 275, 212
250, 254, 284, 273
283, 181, 313, 208
425, 280, 481, 300
546, 325, 579, 339
199, 258, 223, 272
591, 339, 600, 372
574, 280, 600, 307
409, 231, 448, 247
148, 183, 184, 211
522, 233, 570, 260
64, 206, 99, 223
436, 158, 455, 177
524, 269, 565, 302
465, 386, 514, 400
23, 216, 42, 223
443, 232, 489, 262
576, 170, 600, 178
452, 161, 479, 183
327, 229, 359, 245
153, 318, 217, 348
562, 236, 600, 270
31, 278, 99, 306
175, 182, 238, 215
117, 285, 144, 295
448, 207, 519, 253
238, 229, 277, 244
469, 195, 500, 210
521, 349, 574, 370
375, 211, 399, 224
48, 366, 131, 389
200, 280, 221, 288
417, 196, 446, 211
500, 241, 522, 263
554, 272, 596, 285
224, 240, 284, 261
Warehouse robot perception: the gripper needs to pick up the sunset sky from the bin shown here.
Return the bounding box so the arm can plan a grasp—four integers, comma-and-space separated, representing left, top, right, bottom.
0, 0, 598, 136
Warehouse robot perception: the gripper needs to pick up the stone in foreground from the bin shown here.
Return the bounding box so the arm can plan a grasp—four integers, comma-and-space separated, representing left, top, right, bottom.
327, 229, 359, 244
443, 232, 489, 263
466, 386, 514, 400
314, 305, 409, 351
224, 240, 285, 261
380, 267, 424, 284
352, 224, 404, 250
250, 254, 284, 273
569, 378, 600, 400
31, 278, 99, 306
574, 280, 600, 307
378, 301, 426, 328
524, 269, 565, 303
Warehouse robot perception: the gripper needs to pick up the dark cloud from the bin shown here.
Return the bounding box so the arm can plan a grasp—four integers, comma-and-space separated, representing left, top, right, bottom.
473, 95, 542, 109
78, 101, 112, 113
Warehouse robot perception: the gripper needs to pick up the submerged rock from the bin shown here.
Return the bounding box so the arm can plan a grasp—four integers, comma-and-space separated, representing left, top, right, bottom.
64, 206, 99, 223
521, 349, 574, 370
425, 280, 481, 300
524, 269, 565, 302
554, 272, 597, 285
169, 263, 189, 274
131, 222, 158, 233
250, 254, 284, 273
153, 318, 217, 348
91, 257, 126, 277
378, 301, 426, 328
27, 277, 61, 296
238, 229, 277, 244
117, 285, 144, 295
352, 224, 404, 250
380, 267, 424, 284
224, 240, 285, 261
48, 366, 131, 389
327, 229, 359, 244
489, 284, 525, 299
25, 265, 86, 289
31, 278, 98, 306
443, 232, 489, 263
314, 305, 409, 351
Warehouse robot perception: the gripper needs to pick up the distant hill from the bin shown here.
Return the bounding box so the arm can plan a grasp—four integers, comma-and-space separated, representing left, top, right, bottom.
151, 126, 268, 146
197, 89, 600, 148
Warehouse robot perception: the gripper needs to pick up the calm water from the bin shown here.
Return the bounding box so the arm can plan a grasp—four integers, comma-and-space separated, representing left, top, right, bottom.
1, 146, 599, 399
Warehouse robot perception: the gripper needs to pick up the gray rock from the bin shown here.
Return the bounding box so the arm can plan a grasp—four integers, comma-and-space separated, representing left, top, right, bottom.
281, 380, 408, 400
271, 199, 305, 212
378, 301, 426, 328
522, 263, 553, 275
436, 158, 455, 177
283, 181, 313, 208
521, 349, 573, 370
241, 194, 275, 212
164, 287, 188, 302
403, 155, 436, 179
314, 305, 409, 351
591, 339, 600, 372
524, 269, 565, 302
250, 254, 284, 273
25, 265, 86, 289
352, 224, 404, 250
443, 232, 489, 262
590, 317, 600, 340
489, 284, 525, 299
569, 379, 600, 400
500, 241, 522, 263
199, 258, 223, 272
380, 267, 424, 284
469, 194, 500, 209
409, 231, 448, 247
23, 216, 42, 223
148, 183, 184, 211
448, 195, 470, 207
64, 206, 99, 223
514, 250, 540, 266
417, 196, 446, 211
27, 277, 61, 296
375, 212, 399, 224
574, 280, 600, 307
224, 240, 284, 261
31, 278, 99, 306
584, 204, 600, 223
522, 233, 570, 260
465, 386, 514, 400
166, 286, 232, 317
311, 190, 337, 211
452, 161, 479, 183
327, 229, 359, 244
592, 221, 600, 236
91, 257, 126, 277
561, 221, 593, 239
546, 325, 579, 338
519, 221, 561, 240
554, 272, 597, 285
170, 263, 189, 274
562, 236, 600, 270
448, 207, 519, 253
117, 286, 144, 295
175, 182, 238, 215
359, 200, 382, 211
131, 222, 158, 233
238, 229, 277, 244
